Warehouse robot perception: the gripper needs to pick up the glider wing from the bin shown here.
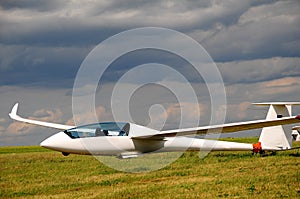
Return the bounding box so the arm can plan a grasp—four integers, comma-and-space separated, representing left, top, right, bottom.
9, 103, 75, 130
132, 115, 300, 139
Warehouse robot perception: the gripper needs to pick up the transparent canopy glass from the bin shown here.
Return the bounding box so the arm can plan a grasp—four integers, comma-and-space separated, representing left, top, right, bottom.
64, 122, 129, 139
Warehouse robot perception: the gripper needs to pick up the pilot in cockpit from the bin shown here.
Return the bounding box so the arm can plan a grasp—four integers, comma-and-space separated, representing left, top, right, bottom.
95, 128, 110, 136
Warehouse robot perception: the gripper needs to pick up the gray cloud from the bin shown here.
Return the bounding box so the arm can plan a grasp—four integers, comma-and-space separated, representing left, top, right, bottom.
218, 57, 300, 84
0, 44, 91, 87
0, 0, 66, 12
202, 1, 300, 61
0, 0, 276, 46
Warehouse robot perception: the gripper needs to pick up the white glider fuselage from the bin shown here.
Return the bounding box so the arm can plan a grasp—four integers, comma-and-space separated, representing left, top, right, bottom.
40, 131, 253, 156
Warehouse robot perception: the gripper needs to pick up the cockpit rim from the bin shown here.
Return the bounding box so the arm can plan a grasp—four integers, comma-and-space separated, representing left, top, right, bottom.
64, 122, 130, 139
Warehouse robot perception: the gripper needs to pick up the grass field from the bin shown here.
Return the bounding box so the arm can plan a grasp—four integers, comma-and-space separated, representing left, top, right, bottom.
1, 137, 300, 198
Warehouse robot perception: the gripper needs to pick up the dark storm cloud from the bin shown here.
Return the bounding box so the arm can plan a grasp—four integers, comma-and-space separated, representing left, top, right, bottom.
0, 14, 122, 47
0, 0, 275, 46
0, 44, 91, 87
218, 57, 300, 85
99, 49, 206, 84
0, 0, 299, 87
0, 0, 66, 12
202, 0, 300, 61
0, 1, 125, 47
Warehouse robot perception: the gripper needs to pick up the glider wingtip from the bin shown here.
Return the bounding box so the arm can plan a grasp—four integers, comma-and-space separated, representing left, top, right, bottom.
9, 103, 19, 118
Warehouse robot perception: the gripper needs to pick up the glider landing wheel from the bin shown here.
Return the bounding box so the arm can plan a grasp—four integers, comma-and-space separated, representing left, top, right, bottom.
62, 152, 70, 156
259, 150, 265, 155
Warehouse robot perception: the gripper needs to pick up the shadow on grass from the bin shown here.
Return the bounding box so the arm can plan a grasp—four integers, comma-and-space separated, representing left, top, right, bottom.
288, 152, 300, 157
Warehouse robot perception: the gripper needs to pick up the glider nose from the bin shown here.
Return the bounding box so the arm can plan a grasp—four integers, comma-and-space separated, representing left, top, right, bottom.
40, 134, 57, 149
40, 131, 67, 150
40, 136, 54, 148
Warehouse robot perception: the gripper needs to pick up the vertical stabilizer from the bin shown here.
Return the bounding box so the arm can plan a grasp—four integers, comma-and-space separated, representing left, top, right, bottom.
253, 102, 300, 150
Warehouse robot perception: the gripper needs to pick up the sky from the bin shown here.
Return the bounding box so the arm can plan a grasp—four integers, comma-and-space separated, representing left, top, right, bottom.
0, 0, 300, 146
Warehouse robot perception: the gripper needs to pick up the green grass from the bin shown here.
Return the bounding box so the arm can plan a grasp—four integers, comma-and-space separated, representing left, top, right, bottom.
0, 146, 50, 154
1, 138, 300, 198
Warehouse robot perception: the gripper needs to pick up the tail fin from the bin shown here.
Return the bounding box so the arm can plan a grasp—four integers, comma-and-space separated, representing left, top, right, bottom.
253, 102, 300, 150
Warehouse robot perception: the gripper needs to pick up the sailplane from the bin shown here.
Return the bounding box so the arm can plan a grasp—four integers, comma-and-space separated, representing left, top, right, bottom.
9, 102, 300, 158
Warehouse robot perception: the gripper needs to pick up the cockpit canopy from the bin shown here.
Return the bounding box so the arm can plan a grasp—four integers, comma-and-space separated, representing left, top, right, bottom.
64, 122, 130, 139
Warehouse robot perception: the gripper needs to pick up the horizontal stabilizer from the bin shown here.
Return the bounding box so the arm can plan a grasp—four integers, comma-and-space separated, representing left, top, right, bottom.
253, 102, 300, 106
293, 126, 300, 130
